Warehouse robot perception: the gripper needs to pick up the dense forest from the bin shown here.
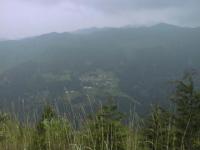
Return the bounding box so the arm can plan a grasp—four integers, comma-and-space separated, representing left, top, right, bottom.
0, 24, 200, 118
0, 75, 199, 150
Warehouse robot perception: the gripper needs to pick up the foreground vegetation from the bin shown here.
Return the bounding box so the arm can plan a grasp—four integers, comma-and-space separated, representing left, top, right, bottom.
0, 76, 200, 150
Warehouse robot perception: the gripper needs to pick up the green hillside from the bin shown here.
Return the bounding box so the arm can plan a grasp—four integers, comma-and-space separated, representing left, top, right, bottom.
0, 24, 200, 116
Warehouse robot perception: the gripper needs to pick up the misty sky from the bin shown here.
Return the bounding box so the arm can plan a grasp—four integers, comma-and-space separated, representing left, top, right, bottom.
1, 0, 200, 39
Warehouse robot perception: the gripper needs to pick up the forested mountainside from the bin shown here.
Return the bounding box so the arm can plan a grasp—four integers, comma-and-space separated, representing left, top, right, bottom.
0, 23, 200, 116
0, 76, 200, 149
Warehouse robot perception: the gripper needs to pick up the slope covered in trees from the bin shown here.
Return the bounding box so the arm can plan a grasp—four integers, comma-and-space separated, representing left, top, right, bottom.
0, 24, 200, 116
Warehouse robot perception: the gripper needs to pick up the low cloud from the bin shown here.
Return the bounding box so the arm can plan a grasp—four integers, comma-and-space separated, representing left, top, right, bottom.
19, 0, 200, 13
0, 0, 200, 38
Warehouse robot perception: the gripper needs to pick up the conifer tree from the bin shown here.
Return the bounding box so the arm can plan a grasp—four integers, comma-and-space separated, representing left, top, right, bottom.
144, 105, 176, 150
172, 75, 200, 149
31, 105, 71, 150
84, 99, 127, 150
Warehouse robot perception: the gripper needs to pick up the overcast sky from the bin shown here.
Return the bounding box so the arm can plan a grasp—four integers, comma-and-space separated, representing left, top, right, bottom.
1, 0, 200, 39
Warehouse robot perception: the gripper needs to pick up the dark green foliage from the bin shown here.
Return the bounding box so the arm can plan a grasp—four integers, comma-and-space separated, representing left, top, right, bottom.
31, 105, 56, 150
41, 105, 57, 122
83, 101, 127, 150
143, 105, 176, 150
31, 105, 72, 150
143, 75, 200, 150
172, 75, 200, 149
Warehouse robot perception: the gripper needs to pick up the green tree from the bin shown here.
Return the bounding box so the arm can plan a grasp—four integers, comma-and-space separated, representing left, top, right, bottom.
143, 105, 176, 150
83, 100, 127, 150
172, 75, 200, 149
30, 105, 72, 150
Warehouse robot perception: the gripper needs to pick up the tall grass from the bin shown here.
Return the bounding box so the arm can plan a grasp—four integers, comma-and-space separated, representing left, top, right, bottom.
0, 96, 199, 150
0, 100, 146, 150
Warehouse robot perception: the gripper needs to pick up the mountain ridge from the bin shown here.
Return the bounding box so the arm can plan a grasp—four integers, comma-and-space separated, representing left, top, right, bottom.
1, 23, 199, 42
0, 23, 200, 115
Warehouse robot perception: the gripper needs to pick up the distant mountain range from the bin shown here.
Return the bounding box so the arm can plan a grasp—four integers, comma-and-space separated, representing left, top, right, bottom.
0, 38, 7, 41
0, 23, 200, 117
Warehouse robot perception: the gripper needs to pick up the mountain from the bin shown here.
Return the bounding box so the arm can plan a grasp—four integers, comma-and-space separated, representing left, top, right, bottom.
0, 23, 200, 117
0, 38, 7, 41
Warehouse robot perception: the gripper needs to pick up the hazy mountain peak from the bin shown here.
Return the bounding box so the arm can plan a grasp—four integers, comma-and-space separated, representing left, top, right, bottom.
0, 38, 7, 41
74, 27, 100, 34
151, 23, 181, 29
